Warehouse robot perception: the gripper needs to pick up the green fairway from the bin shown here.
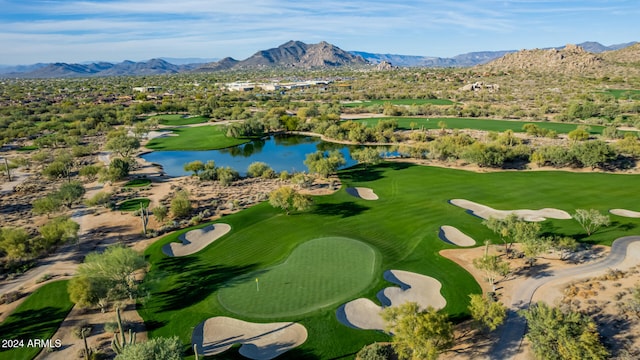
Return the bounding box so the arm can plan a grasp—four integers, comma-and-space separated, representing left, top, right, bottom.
17, 145, 38, 152
342, 98, 455, 107
354, 117, 604, 134
118, 197, 150, 211
139, 163, 640, 359
218, 237, 378, 318
123, 178, 152, 188
0, 280, 73, 360
145, 125, 250, 151
151, 114, 209, 126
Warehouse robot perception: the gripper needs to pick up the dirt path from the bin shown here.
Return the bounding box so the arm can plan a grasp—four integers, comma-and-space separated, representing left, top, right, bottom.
490, 235, 640, 360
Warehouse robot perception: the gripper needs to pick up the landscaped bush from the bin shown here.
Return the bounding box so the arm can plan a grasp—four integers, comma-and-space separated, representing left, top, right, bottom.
357, 343, 394, 360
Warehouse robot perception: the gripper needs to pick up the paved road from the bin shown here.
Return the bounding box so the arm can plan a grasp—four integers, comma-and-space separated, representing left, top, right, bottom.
490, 235, 640, 360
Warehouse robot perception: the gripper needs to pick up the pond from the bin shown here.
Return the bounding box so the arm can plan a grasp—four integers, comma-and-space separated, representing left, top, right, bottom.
141, 135, 394, 177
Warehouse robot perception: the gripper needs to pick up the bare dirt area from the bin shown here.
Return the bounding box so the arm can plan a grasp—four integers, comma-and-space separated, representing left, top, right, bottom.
441, 241, 640, 359
35, 302, 147, 360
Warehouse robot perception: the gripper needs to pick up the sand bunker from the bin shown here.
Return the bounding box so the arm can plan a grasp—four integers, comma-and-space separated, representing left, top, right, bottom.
450, 199, 571, 222
439, 226, 476, 247
346, 187, 379, 200
162, 223, 231, 257
145, 130, 177, 140
337, 270, 446, 331
610, 209, 640, 218
192, 317, 307, 360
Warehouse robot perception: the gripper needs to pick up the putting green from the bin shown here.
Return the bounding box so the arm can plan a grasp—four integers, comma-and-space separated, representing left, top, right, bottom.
217, 237, 378, 318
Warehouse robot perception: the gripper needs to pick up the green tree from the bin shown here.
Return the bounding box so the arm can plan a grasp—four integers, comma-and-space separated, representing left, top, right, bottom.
114, 336, 182, 360
521, 302, 608, 360
101, 157, 131, 182
468, 293, 507, 332
37, 216, 79, 249
573, 209, 610, 236
269, 186, 313, 215
170, 190, 191, 218
79, 164, 102, 181
351, 147, 382, 169
105, 134, 140, 158
570, 140, 614, 169
75, 245, 147, 300
483, 214, 519, 253
567, 128, 589, 142
304, 150, 346, 177
473, 254, 510, 291
67, 275, 110, 311
247, 161, 272, 178
216, 166, 239, 186
183, 160, 205, 176
32, 195, 63, 218
0, 227, 30, 261
381, 302, 453, 360
56, 181, 86, 208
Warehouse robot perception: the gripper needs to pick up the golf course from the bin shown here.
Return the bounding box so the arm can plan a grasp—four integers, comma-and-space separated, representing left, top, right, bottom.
139, 162, 640, 359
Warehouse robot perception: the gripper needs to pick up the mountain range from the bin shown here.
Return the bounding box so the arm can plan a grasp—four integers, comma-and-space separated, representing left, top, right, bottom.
1, 40, 636, 78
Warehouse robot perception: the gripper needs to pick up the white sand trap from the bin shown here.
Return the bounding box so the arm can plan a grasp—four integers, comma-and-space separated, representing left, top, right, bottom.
337, 298, 385, 330
338, 270, 446, 331
450, 199, 571, 222
192, 317, 308, 360
610, 209, 640, 218
439, 226, 476, 247
162, 223, 231, 257
145, 130, 178, 140
346, 187, 379, 200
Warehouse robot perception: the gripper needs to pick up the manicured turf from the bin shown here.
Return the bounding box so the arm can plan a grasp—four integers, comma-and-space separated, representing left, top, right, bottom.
118, 197, 150, 211
0, 280, 73, 360
218, 237, 378, 318
353, 117, 605, 134
17, 145, 38, 152
342, 98, 455, 107
139, 163, 640, 359
123, 178, 152, 188
152, 114, 209, 126
145, 125, 250, 151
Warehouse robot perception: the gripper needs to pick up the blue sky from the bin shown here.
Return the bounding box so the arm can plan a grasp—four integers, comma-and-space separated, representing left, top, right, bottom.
0, 0, 638, 64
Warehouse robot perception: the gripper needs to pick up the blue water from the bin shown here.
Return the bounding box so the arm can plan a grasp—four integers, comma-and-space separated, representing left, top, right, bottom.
141, 135, 381, 177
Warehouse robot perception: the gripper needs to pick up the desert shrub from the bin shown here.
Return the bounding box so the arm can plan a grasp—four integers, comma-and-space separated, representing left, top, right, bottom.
0, 290, 23, 304
357, 342, 394, 360
72, 320, 92, 339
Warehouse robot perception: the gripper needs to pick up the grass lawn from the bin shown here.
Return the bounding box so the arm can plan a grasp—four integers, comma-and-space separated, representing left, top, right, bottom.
0, 280, 73, 360
17, 145, 38, 152
139, 163, 640, 359
118, 198, 150, 211
342, 99, 455, 107
151, 114, 209, 126
123, 178, 152, 188
600, 89, 640, 100
354, 117, 605, 134
145, 125, 251, 151
218, 237, 378, 318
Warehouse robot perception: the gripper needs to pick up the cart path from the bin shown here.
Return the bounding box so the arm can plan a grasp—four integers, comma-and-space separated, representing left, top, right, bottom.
490, 235, 640, 359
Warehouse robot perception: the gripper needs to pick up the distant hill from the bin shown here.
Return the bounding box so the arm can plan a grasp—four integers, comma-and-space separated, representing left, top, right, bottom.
3, 40, 636, 77
478, 43, 640, 76
352, 41, 636, 68
196, 40, 368, 71
4, 59, 200, 78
